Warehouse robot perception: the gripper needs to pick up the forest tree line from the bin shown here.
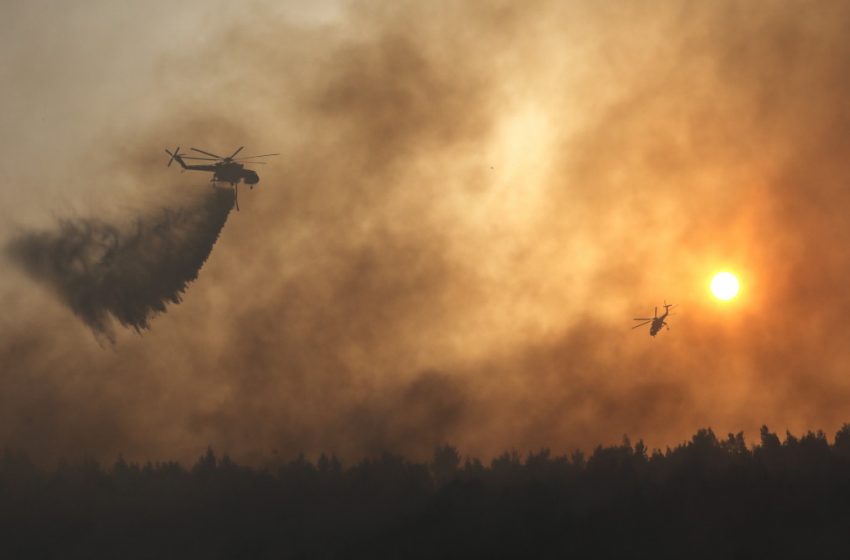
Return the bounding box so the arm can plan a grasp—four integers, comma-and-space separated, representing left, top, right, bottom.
4, 425, 850, 558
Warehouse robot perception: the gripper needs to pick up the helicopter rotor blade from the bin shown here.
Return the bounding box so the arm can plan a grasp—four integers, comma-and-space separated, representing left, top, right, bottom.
235, 153, 279, 159
227, 146, 245, 159
191, 147, 224, 159
632, 321, 652, 329
180, 156, 220, 161
633, 318, 652, 321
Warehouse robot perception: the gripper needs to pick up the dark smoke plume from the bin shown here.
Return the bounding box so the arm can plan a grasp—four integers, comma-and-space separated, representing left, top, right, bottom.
6, 188, 235, 341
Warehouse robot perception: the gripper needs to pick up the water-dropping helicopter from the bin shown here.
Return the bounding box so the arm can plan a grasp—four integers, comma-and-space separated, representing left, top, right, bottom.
164, 146, 278, 210
632, 302, 677, 337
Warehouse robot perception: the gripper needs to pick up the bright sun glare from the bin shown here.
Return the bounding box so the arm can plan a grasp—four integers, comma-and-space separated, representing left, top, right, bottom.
710, 272, 740, 301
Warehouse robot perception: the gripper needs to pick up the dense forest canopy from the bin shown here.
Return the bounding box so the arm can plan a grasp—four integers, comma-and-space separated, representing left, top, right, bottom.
4, 425, 850, 558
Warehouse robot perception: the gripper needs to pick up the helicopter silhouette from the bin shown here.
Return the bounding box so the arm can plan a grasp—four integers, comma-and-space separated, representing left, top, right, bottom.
165, 146, 278, 210
633, 302, 676, 337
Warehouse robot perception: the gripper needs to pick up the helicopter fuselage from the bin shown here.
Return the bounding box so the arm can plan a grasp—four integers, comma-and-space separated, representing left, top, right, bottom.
173, 157, 259, 186
649, 308, 671, 336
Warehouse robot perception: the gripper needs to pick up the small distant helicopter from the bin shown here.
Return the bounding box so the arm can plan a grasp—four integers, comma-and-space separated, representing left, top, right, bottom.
164, 146, 278, 210
632, 302, 677, 337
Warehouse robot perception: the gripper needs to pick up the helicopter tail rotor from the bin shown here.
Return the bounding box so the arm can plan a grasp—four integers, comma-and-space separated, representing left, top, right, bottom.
165, 146, 181, 167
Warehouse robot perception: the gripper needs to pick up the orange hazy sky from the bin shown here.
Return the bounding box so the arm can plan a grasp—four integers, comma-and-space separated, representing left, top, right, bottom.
3, 0, 850, 464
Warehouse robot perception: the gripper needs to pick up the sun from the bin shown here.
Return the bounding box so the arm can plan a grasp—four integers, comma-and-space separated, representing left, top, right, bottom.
710, 272, 740, 301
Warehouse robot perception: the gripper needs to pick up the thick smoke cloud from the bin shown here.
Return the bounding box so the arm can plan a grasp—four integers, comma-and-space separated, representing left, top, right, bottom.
6, 188, 235, 341
6, 0, 850, 464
